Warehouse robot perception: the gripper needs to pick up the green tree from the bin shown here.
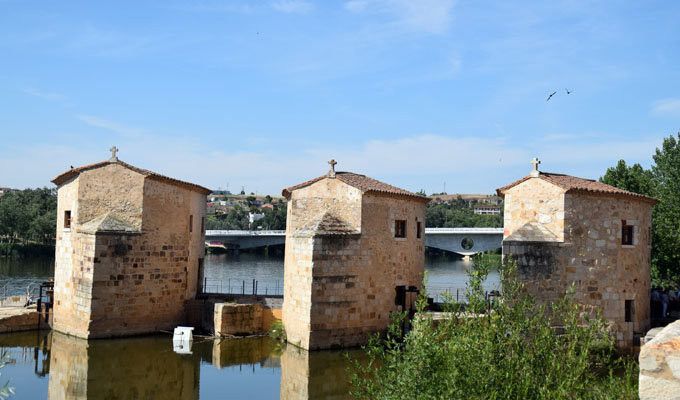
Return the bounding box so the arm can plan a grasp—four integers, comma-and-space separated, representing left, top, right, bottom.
0, 188, 56, 245
600, 160, 655, 196
651, 133, 680, 284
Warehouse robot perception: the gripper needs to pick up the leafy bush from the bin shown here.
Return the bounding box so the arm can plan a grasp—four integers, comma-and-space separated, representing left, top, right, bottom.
350, 257, 638, 400
269, 320, 286, 343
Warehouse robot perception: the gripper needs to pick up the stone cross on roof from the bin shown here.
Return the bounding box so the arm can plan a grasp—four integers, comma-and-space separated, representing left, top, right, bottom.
110, 146, 119, 162
328, 159, 337, 178
530, 157, 541, 177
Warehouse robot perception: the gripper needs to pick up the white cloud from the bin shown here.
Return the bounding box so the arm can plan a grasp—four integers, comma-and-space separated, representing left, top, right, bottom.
344, 0, 457, 34
76, 115, 147, 138
22, 87, 66, 102
271, 0, 314, 14
652, 98, 680, 117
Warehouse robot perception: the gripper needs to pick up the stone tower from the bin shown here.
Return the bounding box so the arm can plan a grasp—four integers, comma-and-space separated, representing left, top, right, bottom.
497, 159, 656, 348
281, 161, 429, 350
51, 150, 210, 339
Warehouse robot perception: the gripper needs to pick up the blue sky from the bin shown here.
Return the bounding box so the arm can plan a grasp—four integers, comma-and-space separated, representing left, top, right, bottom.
1, 0, 679, 195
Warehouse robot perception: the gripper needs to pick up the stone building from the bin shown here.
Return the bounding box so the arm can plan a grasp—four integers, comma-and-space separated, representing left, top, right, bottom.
281, 160, 429, 350
497, 158, 656, 348
51, 148, 210, 339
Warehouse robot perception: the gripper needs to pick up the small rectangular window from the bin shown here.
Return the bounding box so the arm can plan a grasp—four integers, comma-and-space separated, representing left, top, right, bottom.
201, 216, 205, 232
64, 210, 72, 229
189, 215, 193, 233
394, 220, 407, 238
625, 299, 634, 322
622, 220, 634, 246
416, 221, 422, 239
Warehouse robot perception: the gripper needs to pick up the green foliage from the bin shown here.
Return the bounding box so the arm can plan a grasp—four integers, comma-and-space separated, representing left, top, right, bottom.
268, 320, 286, 342
350, 258, 637, 400
0, 188, 56, 247
206, 205, 251, 230
206, 203, 287, 230
600, 132, 680, 285
600, 159, 655, 196
651, 133, 680, 285
426, 203, 502, 228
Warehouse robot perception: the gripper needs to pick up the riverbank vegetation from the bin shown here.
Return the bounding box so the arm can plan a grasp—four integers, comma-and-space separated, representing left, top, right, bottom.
601, 131, 680, 286
206, 203, 287, 230
0, 188, 56, 257
425, 202, 502, 228
350, 257, 638, 400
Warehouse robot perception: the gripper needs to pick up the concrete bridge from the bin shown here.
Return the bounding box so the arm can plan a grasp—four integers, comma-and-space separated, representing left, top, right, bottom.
205, 227, 503, 256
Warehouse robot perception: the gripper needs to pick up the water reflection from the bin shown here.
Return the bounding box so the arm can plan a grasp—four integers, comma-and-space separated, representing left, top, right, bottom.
48, 332, 200, 400
280, 346, 359, 400
0, 330, 358, 399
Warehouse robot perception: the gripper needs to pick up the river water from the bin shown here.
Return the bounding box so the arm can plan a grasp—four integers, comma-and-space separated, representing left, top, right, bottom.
0, 253, 499, 399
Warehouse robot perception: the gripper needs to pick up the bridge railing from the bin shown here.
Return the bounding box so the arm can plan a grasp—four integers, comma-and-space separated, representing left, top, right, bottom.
206, 230, 286, 236
424, 227, 504, 234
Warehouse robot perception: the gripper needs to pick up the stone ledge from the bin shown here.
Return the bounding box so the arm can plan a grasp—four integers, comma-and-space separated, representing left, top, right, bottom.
0, 306, 49, 333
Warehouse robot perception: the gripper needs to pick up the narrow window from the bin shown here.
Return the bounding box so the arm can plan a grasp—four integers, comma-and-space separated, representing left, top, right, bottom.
621, 220, 634, 246
394, 220, 407, 238
64, 210, 72, 229
625, 299, 634, 322
416, 221, 422, 239
189, 215, 194, 233
201, 216, 205, 232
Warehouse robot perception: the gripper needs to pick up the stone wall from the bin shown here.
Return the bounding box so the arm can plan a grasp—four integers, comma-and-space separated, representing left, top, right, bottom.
0, 307, 49, 333
639, 320, 680, 400
283, 177, 426, 350
76, 164, 145, 230
214, 303, 264, 336
503, 178, 565, 241
142, 178, 206, 300
52, 232, 96, 338
503, 179, 653, 348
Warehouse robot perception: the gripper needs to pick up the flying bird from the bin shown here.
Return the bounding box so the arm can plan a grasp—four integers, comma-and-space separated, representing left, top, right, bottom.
565, 88, 573, 94
546, 91, 557, 101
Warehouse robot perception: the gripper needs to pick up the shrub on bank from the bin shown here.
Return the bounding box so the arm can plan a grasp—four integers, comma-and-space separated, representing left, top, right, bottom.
350, 257, 638, 400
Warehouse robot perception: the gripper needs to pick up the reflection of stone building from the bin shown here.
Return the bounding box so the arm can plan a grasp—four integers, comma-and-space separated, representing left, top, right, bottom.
280, 345, 355, 400
47, 332, 199, 400
282, 161, 429, 350
51, 149, 210, 338
498, 159, 656, 348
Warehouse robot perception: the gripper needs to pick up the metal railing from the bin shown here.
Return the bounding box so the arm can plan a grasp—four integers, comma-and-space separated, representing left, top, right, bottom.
201, 278, 283, 297
0, 278, 42, 307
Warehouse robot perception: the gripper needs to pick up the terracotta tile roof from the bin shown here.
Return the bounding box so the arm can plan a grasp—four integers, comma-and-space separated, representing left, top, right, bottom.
282, 172, 429, 202
496, 172, 657, 203
52, 160, 212, 194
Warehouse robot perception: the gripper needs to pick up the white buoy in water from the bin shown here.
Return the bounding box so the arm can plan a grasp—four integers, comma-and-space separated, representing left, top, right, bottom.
173, 326, 194, 354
